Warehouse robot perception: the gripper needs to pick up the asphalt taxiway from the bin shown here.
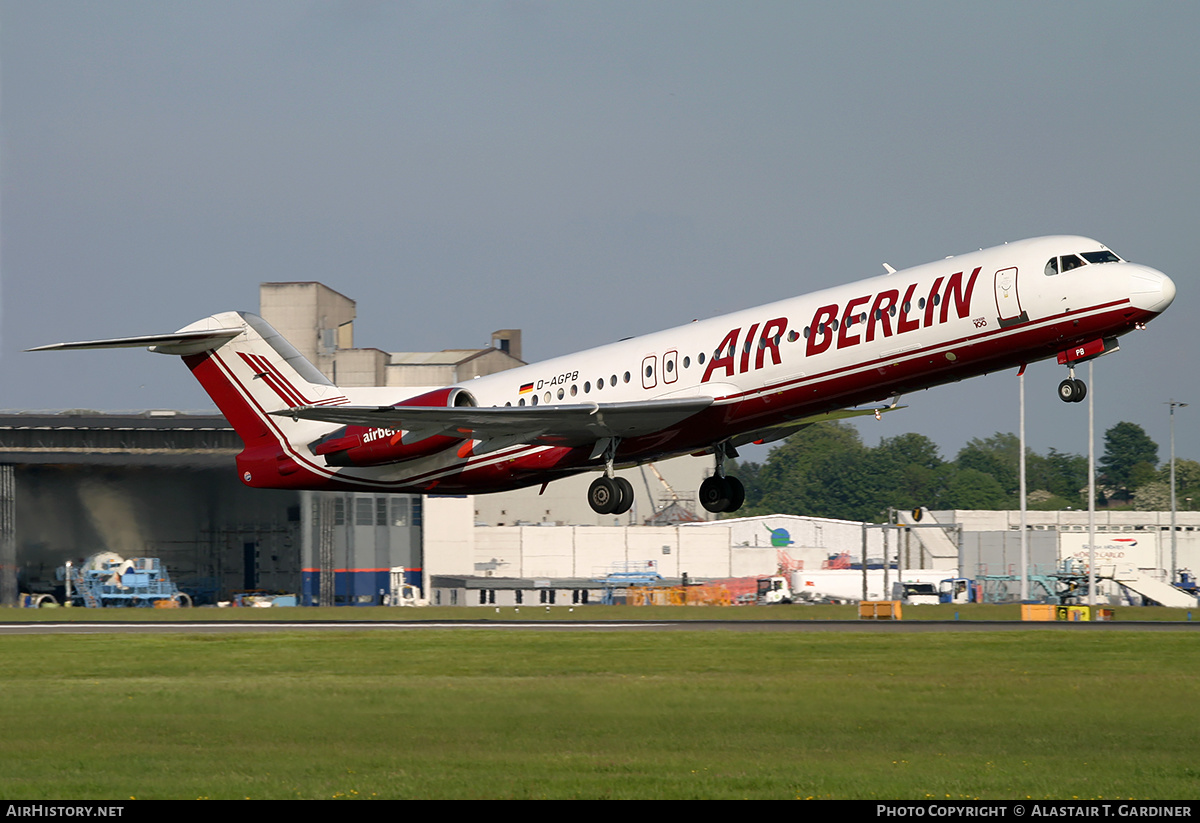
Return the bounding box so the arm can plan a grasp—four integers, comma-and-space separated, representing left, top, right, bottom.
2, 619, 1197, 634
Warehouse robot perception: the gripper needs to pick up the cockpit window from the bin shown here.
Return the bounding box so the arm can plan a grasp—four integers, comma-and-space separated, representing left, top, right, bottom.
1060, 254, 1086, 272
1044, 250, 1122, 276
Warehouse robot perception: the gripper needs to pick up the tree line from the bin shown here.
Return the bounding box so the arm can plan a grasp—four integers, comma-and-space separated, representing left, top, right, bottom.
731, 420, 1199, 522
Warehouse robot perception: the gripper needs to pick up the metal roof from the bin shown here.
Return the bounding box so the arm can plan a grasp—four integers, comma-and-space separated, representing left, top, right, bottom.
0, 411, 240, 466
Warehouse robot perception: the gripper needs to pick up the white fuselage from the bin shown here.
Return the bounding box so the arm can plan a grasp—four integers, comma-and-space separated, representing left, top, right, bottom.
290, 234, 1171, 493
34, 235, 1175, 500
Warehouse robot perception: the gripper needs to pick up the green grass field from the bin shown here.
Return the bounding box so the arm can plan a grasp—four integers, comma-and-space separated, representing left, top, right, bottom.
1, 628, 1196, 799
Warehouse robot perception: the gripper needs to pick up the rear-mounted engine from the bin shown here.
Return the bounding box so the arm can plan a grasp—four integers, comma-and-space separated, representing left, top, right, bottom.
311, 387, 477, 467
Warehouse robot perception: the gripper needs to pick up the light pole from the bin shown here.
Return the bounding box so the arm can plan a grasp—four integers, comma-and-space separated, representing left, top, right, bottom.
1166, 400, 1188, 581
1019, 367, 1028, 601
1087, 362, 1095, 607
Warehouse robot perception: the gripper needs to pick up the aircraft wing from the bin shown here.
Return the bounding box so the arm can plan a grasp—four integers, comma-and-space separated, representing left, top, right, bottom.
274, 396, 715, 451
728, 402, 907, 448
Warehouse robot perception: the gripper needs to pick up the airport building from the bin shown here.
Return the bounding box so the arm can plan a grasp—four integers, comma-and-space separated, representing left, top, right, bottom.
0, 409, 430, 606
428, 509, 1200, 606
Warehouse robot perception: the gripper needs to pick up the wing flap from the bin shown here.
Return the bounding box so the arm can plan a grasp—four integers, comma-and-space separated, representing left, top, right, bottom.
728, 403, 907, 448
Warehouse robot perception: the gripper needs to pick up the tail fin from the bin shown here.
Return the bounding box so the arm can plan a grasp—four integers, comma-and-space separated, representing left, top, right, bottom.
31, 312, 346, 488
175, 312, 347, 487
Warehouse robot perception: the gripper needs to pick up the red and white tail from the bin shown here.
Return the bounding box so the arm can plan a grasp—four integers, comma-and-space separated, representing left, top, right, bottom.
173, 312, 351, 487
31, 311, 350, 488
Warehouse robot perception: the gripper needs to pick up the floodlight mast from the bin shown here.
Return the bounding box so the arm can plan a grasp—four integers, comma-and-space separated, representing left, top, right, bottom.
1167, 400, 1189, 581
1019, 369, 1028, 602
1087, 363, 1096, 608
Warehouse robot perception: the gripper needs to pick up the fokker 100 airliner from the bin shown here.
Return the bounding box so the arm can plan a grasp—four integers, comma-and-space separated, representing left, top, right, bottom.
32, 236, 1175, 515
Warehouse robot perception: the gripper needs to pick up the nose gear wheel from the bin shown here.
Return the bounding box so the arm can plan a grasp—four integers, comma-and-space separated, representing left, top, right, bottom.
1058, 377, 1087, 403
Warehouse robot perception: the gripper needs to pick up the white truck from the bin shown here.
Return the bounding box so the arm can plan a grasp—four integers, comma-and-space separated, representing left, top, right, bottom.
756, 575, 792, 604
890, 577, 980, 605
891, 580, 940, 605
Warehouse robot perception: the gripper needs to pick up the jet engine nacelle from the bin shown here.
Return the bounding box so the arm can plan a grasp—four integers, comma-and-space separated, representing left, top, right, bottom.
313, 387, 477, 467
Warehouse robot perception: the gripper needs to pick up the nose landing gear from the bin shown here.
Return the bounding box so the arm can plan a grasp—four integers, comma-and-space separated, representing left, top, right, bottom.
1055, 338, 1118, 403
1058, 367, 1087, 403
1058, 377, 1087, 403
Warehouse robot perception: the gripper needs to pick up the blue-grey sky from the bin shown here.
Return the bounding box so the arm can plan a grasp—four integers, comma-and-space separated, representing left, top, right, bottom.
3, 1, 1197, 467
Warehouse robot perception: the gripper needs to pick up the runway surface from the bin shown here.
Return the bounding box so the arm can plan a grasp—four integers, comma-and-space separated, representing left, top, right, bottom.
2, 619, 1197, 634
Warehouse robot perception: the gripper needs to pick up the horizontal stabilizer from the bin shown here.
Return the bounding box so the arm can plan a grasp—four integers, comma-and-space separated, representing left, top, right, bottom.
27, 328, 244, 356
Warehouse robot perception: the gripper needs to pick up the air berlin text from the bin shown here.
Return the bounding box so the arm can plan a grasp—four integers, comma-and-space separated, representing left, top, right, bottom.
701, 268, 980, 383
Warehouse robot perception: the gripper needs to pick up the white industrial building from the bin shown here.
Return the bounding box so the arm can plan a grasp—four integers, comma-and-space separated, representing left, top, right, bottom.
422, 507, 1200, 606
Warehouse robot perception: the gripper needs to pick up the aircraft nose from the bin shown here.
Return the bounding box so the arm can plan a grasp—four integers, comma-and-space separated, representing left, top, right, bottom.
1129, 266, 1176, 314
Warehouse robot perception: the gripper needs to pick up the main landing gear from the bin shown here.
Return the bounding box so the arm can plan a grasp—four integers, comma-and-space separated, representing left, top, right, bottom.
700, 475, 745, 513
584, 439, 747, 516
588, 475, 634, 515
699, 442, 745, 514
588, 437, 635, 515
1058, 367, 1087, 403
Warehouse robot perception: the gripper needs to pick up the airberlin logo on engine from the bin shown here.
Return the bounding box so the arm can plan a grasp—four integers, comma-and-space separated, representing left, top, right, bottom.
701, 268, 980, 383
362, 427, 399, 444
